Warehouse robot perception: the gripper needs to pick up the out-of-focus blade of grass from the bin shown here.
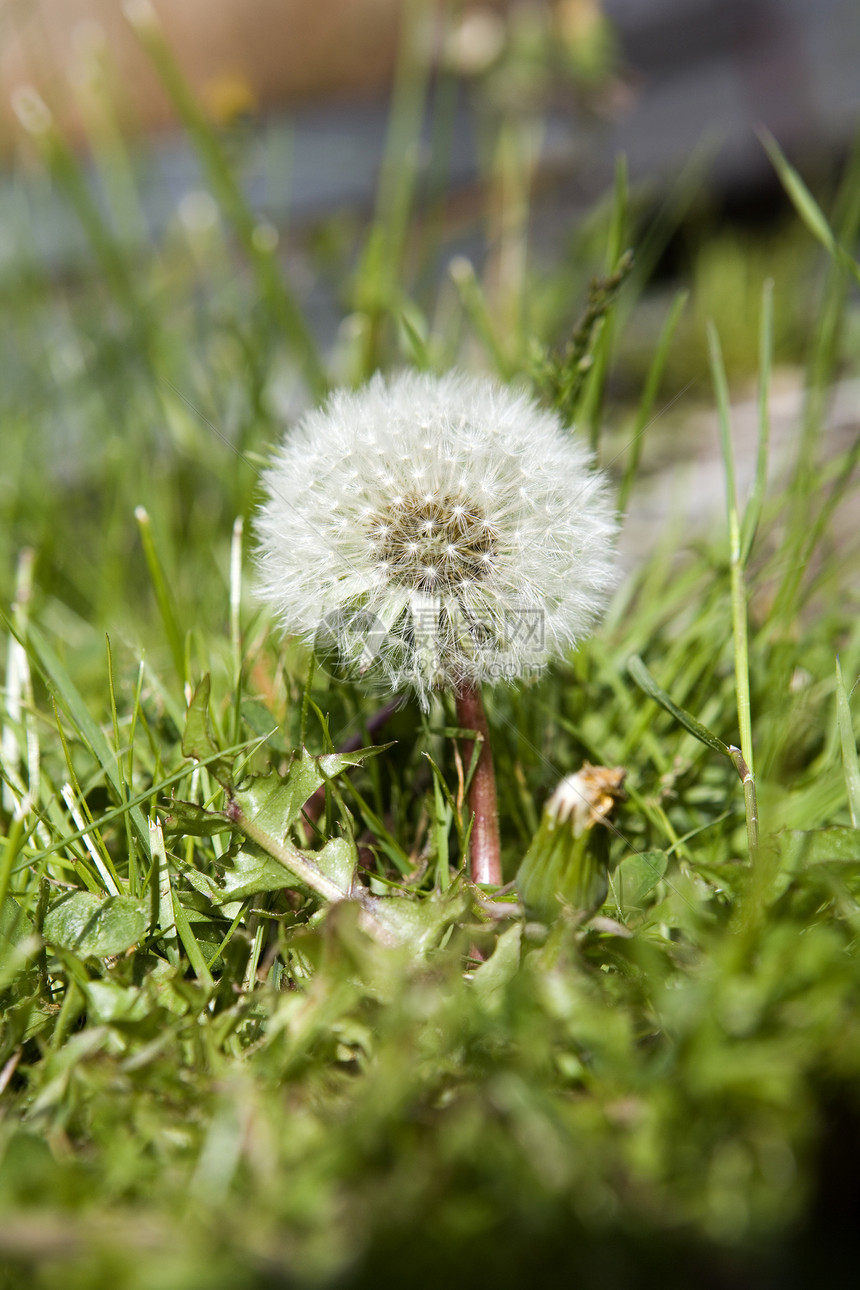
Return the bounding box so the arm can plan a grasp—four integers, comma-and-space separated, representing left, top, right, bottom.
105, 635, 138, 892
739, 279, 773, 563
617, 140, 714, 318
0, 814, 26, 910
124, 2, 327, 399
759, 128, 860, 287
707, 324, 739, 530
1, 550, 38, 817
606, 154, 629, 277
351, 0, 431, 379
617, 288, 687, 512
483, 118, 539, 371
135, 506, 186, 688
397, 304, 432, 371
11, 88, 142, 320
759, 130, 838, 256
413, 50, 461, 281
708, 321, 757, 853
582, 156, 629, 452
768, 131, 860, 627
68, 29, 149, 250
835, 658, 860, 827
800, 432, 860, 568
229, 517, 245, 745
448, 256, 513, 378
126, 656, 146, 788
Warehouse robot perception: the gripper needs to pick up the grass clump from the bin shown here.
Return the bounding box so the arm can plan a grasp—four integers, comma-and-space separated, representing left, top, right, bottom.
2, 18, 860, 1290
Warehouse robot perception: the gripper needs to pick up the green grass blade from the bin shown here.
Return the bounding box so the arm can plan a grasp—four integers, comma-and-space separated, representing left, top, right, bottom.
135, 507, 187, 688
12, 88, 140, 317
21, 619, 151, 863
59, 780, 122, 896
125, 3, 327, 399
0, 813, 26, 910
606, 153, 629, 274
707, 322, 737, 526
148, 819, 180, 965
581, 155, 630, 450
758, 128, 837, 256
448, 257, 512, 378
740, 278, 773, 563
617, 289, 688, 511
168, 874, 215, 986
759, 132, 860, 632
835, 657, 860, 827
707, 323, 757, 856
627, 655, 731, 758
23, 737, 259, 868
708, 323, 754, 767
106, 635, 138, 893
352, 0, 430, 377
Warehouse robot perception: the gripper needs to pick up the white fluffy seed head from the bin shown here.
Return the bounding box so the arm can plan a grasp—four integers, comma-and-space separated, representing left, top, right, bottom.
254, 370, 619, 708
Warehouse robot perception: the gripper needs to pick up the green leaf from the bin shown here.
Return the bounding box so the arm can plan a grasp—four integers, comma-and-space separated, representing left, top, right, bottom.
84, 980, 150, 1027
613, 850, 668, 913
368, 885, 470, 955
241, 699, 289, 751
233, 763, 320, 839
318, 746, 392, 776
786, 827, 860, 867
43, 891, 148, 957
0, 894, 31, 955
314, 837, 357, 896
0, 897, 39, 990
471, 923, 522, 1006
182, 846, 294, 905
230, 810, 354, 906
234, 747, 386, 840
181, 675, 233, 785
160, 799, 232, 837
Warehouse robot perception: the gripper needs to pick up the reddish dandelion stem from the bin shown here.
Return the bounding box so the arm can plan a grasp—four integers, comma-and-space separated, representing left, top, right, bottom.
456, 685, 502, 886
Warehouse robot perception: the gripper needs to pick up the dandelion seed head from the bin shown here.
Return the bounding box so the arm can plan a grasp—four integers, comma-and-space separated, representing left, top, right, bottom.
255, 370, 618, 706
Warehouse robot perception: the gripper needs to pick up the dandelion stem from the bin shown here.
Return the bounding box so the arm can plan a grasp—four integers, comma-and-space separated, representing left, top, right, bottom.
456, 686, 502, 886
